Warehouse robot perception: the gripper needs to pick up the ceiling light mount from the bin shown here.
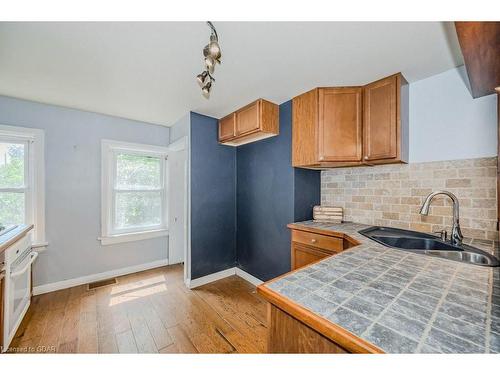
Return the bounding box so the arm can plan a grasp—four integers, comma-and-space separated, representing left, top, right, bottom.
197, 21, 221, 98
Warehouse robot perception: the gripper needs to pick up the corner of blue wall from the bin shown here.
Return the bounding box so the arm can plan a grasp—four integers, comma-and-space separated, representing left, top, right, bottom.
235, 99, 320, 281
189, 102, 320, 282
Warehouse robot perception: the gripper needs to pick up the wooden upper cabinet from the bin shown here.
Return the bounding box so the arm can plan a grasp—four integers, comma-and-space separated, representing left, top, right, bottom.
292, 73, 408, 169
455, 22, 500, 98
366, 73, 408, 165
292, 89, 318, 167
236, 101, 260, 136
363, 74, 398, 162
218, 99, 279, 146
318, 87, 362, 162
292, 89, 319, 167
219, 113, 236, 141
292, 87, 364, 168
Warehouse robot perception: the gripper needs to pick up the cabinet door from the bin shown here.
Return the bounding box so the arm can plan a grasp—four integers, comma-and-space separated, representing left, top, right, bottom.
292, 89, 318, 167
291, 243, 331, 270
268, 304, 349, 353
363, 75, 398, 161
318, 88, 362, 162
236, 101, 260, 136
219, 113, 236, 141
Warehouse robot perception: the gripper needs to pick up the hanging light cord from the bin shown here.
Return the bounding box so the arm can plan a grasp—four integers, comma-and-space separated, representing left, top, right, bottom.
207, 21, 218, 40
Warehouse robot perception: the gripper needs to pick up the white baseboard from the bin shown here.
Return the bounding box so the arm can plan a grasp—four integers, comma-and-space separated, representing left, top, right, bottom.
33, 259, 168, 295
187, 267, 237, 288
34, 261, 264, 295
235, 268, 263, 286
188, 267, 263, 289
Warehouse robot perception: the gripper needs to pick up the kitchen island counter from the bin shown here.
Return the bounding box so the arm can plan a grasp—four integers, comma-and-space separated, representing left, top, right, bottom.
257, 221, 500, 353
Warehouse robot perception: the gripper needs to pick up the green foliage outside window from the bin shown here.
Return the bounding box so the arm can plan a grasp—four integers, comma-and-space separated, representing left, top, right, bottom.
0, 143, 26, 225
114, 153, 162, 229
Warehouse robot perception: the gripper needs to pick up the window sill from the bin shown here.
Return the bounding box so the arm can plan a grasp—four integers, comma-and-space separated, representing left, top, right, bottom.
99, 229, 168, 246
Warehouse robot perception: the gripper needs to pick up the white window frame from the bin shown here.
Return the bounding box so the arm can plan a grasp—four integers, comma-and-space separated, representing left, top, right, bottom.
0, 124, 46, 247
100, 139, 169, 245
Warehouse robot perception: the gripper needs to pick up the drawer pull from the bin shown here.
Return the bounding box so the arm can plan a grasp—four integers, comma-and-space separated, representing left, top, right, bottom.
291, 229, 343, 252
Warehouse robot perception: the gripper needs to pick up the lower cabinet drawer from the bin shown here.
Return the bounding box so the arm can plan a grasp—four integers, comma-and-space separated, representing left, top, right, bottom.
291, 230, 343, 252
292, 243, 333, 270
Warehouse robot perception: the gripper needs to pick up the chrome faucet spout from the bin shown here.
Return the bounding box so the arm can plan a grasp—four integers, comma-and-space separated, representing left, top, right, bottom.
419, 190, 463, 246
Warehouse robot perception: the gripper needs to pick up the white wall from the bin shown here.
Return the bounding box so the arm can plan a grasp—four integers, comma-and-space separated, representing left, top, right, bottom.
169, 113, 190, 144
409, 66, 497, 163
0, 95, 170, 288
168, 113, 191, 284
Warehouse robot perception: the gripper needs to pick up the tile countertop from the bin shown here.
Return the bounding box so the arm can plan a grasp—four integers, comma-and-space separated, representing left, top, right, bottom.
264, 221, 500, 353
0, 224, 34, 254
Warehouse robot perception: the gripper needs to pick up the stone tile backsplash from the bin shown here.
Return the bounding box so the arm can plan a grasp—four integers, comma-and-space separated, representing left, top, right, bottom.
321, 157, 498, 241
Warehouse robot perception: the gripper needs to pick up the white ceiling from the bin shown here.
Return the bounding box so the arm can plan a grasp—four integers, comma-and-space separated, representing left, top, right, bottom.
0, 22, 463, 126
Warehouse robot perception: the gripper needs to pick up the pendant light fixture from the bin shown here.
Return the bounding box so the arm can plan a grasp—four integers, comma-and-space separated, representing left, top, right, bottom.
196, 21, 221, 98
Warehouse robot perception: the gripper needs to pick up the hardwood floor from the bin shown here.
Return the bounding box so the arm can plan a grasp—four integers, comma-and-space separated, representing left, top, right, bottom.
7, 265, 268, 353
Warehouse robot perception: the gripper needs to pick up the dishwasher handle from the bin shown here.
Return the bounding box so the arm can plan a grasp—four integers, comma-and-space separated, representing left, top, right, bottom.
11, 251, 38, 278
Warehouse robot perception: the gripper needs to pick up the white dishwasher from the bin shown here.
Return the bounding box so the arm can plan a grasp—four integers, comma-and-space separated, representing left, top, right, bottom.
2, 232, 37, 352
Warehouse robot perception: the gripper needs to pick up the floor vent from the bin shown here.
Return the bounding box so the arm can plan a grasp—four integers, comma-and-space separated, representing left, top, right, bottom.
87, 278, 117, 290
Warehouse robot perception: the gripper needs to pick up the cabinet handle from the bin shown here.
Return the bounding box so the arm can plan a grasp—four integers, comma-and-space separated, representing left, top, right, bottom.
364, 156, 369, 160
11, 251, 38, 278
311, 238, 317, 244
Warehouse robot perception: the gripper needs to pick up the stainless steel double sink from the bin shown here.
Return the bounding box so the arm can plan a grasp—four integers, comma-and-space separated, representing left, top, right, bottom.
359, 226, 499, 267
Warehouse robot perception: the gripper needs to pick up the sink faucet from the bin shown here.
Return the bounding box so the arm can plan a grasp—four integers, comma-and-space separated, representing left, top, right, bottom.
419, 190, 463, 246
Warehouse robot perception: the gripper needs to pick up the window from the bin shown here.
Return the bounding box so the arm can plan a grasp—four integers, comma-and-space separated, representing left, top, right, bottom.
0, 124, 45, 246
0, 141, 27, 225
101, 140, 168, 245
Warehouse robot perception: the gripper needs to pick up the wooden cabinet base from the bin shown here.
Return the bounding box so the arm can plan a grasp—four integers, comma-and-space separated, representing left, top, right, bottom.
267, 304, 348, 353
292, 243, 334, 270
289, 226, 356, 270
257, 224, 382, 354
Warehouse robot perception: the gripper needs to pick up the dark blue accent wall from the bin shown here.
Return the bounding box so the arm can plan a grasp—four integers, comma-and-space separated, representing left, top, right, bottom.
190, 102, 320, 282
293, 168, 321, 222
236, 101, 320, 281
236, 101, 296, 281
190, 112, 237, 279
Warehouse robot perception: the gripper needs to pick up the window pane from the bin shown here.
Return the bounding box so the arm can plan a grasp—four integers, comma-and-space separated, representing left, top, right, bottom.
116, 153, 161, 190
114, 191, 161, 230
0, 192, 25, 225
0, 142, 25, 188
